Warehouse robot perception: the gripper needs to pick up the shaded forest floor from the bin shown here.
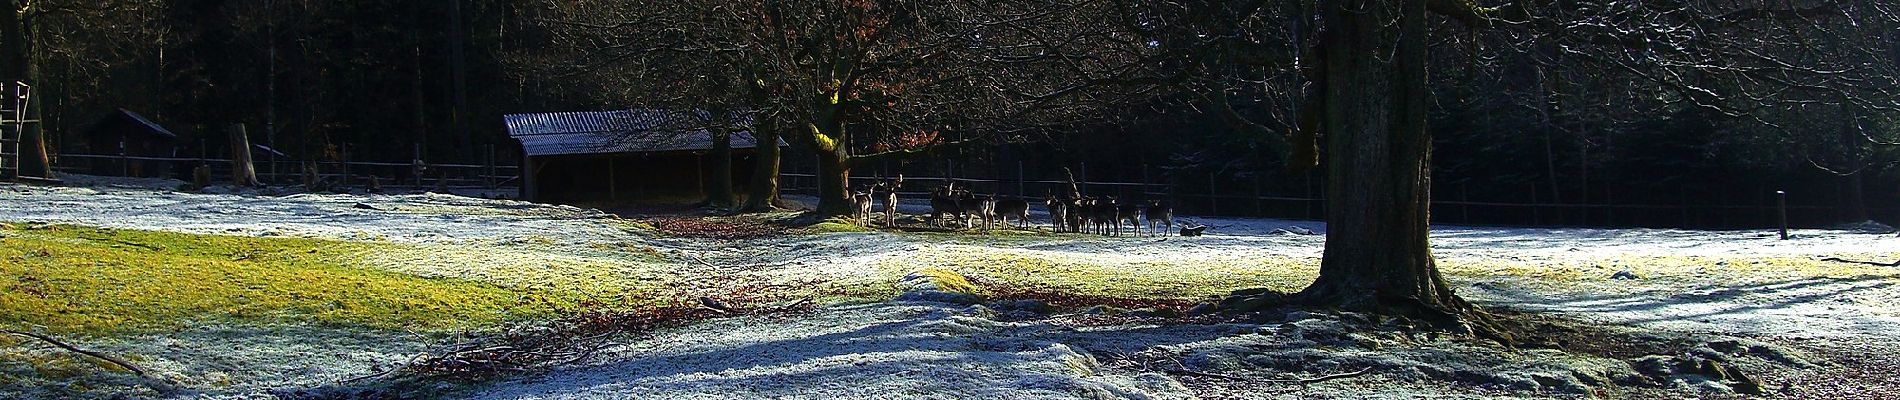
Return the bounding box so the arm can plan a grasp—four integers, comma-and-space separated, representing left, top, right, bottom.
1, 176, 1897, 399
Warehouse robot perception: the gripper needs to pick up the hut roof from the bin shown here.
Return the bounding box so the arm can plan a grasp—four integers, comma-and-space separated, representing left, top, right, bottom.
504, 109, 781, 157
94, 108, 178, 140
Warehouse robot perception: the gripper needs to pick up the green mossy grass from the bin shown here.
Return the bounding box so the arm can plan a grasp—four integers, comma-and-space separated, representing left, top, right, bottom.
0, 225, 564, 336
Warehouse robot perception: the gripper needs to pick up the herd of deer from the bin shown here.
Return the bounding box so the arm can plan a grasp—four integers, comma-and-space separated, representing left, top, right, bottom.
850, 175, 1177, 236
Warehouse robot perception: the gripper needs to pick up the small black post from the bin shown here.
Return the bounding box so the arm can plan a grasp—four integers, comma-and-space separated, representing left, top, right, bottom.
1777, 190, 1789, 240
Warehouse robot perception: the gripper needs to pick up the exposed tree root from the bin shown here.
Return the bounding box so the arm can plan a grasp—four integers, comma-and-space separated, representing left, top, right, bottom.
2, 329, 149, 377
1818, 257, 1900, 267
1211, 286, 1518, 346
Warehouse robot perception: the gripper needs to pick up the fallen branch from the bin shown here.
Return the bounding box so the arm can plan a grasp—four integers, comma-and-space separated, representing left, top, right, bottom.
1267, 366, 1375, 385
1166, 366, 1247, 380
760, 297, 815, 313
2, 329, 148, 376
681, 253, 720, 269
697, 297, 737, 314
1819, 257, 1900, 267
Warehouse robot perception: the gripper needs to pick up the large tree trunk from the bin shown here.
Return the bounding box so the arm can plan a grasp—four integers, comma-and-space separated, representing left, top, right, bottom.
228, 124, 259, 187
805, 102, 854, 216
1, 6, 49, 179
814, 142, 852, 216
741, 122, 782, 212
1294, 0, 1487, 329
705, 111, 736, 210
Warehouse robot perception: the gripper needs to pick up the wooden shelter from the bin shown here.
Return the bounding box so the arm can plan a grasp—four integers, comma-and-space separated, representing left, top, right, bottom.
83, 108, 179, 178
505, 109, 784, 205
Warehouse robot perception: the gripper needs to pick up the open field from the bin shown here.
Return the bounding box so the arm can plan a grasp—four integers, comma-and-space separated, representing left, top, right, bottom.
3, 177, 1898, 398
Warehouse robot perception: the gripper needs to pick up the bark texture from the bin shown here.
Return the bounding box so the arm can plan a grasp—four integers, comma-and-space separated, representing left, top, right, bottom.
1291, 0, 1494, 334
741, 120, 782, 212
705, 110, 735, 209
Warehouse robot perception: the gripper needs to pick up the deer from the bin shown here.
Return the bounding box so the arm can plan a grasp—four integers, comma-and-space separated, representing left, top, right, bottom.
880, 175, 904, 227
1145, 200, 1174, 236
929, 181, 965, 228
977, 194, 999, 232
1068, 197, 1088, 233
1117, 200, 1144, 237
955, 191, 989, 230
1044, 192, 1069, 233
1074, 196, 1099, 234
992, 196, 1031, 229
1092, 196, 1121, 235
852, 187, 875, 226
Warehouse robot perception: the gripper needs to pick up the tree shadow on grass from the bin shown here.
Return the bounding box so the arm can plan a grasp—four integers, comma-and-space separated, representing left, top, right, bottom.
1467, 275, 1900, 338
298, 303, 1241, 399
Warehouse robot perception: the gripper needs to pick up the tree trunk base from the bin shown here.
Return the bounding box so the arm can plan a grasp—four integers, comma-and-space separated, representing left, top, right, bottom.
1214, 286, 1515, 345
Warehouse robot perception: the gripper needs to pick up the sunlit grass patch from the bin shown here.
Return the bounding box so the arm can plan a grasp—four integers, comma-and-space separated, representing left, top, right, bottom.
356, 243, 677, 311
0, 225, 563, 335
883, 246, 1317, 301
805, 218, 877, 233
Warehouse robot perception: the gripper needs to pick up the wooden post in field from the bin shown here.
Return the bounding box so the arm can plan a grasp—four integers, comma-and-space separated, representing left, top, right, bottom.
1208, 170, 1218, 216
1529, 183, 1541, 226
1078, 162, 1088, 195
1777, 190, 1788, 240
1460, 184, 1471, 224
228, 123, 258, 187
485, 144, 496, 189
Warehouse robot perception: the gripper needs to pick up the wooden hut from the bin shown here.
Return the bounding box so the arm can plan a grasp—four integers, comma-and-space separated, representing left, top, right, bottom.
505, 109, 784, 205
83, 108, 179, 178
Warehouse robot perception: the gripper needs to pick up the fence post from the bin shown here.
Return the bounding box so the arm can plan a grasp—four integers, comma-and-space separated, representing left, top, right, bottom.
1141, 164, 1149, 198
1254, 173, 1264, 217
1777, 190, 1788, 240
1680, 186, 1690, 228
1461, 184, 1471, 224
1303, 173, 1314, 220
1209, 171, 1218, 216
1530, 183, 1541, 225
1079, 162, 1088, 195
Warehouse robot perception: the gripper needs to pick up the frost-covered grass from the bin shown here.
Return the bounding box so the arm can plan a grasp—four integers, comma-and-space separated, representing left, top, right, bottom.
0, 224, 561, 335
893, 245, 1317, 301
5, 181, 1900, 398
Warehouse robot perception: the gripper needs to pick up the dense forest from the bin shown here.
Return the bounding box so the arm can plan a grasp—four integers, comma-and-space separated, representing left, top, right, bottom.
4, 0, 1896, 227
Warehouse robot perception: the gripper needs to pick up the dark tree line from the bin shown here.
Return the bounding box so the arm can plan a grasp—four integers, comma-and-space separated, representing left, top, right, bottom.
4, 0, 583, 174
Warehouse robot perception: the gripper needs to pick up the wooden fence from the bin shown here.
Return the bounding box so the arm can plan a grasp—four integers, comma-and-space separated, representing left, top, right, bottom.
54, 153, 519, 191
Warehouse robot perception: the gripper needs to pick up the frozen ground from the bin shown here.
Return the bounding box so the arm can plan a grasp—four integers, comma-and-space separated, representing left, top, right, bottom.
3, 177, 1899, 398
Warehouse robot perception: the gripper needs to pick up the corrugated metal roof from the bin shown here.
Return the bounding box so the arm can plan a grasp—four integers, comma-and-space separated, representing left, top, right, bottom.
117, 108, 177, 139
504, 109, 781, 157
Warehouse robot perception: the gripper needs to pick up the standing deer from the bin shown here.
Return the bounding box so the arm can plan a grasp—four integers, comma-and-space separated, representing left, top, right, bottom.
1145, 200, 1174, 236
852, 187, 875, 226
929, 181, 964, 228
1117, 201, 1144, 237
880, 175, 904, 227
977, 194, 999, 232
1044, 193, 1069, 233
993, 196, 1031, 229
955, 192, 988, 230
1068, 197, 1087, 233
1092, 196, 1121, 235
